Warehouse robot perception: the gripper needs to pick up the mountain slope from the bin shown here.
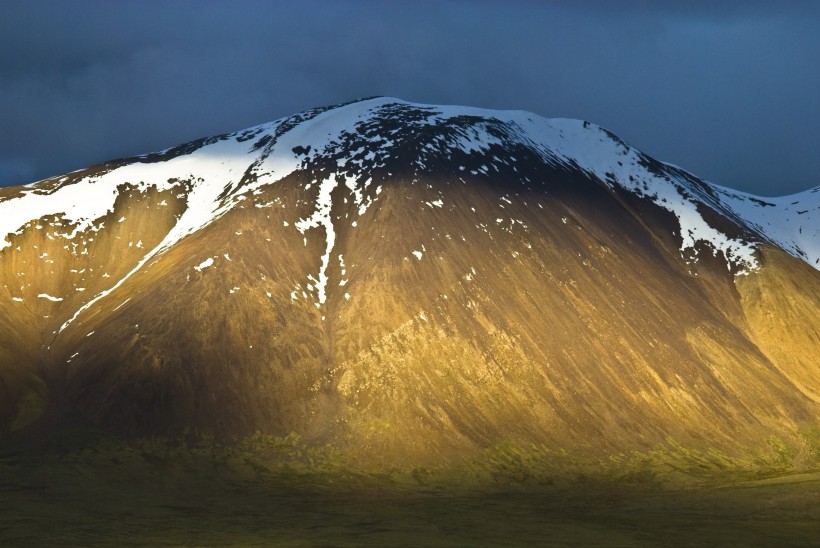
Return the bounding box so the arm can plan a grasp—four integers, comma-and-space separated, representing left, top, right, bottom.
0, 97, 818, 471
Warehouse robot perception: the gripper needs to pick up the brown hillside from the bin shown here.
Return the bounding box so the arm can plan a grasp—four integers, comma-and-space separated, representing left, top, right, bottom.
0, 164, 815, 471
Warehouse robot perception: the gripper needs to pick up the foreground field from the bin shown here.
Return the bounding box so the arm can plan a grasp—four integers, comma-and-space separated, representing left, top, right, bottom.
1, 433, 819, 547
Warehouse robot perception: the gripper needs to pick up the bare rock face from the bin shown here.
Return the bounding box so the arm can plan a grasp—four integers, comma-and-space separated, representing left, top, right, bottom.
0, 97, 818, 468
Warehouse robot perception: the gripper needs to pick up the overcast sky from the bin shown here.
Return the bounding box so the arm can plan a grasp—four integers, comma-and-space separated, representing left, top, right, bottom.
1, 1, 818, 196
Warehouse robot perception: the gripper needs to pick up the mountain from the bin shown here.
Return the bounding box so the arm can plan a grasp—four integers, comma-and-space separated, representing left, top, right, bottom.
0, 97, 818, 471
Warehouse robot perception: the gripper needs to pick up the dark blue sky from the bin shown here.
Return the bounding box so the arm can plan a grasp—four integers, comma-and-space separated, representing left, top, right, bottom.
2, 1, 819, 196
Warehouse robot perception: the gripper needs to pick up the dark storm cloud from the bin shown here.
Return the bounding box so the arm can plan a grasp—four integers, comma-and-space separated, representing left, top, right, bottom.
1, 1, 819, 196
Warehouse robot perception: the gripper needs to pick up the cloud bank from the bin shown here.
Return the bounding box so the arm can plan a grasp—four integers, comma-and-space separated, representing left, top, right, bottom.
1, 0, 818, 195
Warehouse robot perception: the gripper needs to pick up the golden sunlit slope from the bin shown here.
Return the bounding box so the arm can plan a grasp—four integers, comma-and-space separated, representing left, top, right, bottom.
0, 98, 817, 474
737, 248, 820, 404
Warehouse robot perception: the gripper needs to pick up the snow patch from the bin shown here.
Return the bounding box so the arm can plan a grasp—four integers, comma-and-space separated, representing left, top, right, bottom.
295, 175, 338, 304
194, 257, 215, 271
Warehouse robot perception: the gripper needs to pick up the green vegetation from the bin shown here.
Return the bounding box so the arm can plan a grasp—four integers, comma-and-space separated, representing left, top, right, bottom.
1, 431, 819, 546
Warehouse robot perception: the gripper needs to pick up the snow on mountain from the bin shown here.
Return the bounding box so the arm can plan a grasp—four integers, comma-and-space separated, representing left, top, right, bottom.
518, 118, 762, 271
0, 96, 816, 292
712, 185, 820, 268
